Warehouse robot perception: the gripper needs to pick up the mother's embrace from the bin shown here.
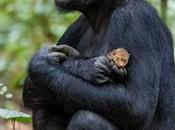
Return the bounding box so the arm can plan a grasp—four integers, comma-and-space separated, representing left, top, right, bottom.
23, 0, 175, 130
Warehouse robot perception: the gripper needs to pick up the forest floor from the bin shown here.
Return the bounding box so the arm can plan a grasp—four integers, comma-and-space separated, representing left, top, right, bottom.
0, 120, 32, 130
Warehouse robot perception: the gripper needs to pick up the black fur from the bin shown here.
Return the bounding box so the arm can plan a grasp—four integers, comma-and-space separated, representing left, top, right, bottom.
23, 0, 175, 130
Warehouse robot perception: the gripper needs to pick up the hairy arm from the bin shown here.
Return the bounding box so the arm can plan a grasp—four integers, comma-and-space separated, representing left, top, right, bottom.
23, 15, 90, 107
49, 44, 124, 84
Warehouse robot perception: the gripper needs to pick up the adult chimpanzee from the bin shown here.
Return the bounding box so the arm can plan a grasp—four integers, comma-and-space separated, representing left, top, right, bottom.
23, 0, 175, 130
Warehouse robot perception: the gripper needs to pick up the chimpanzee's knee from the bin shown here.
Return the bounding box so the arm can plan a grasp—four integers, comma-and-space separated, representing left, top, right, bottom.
33, 109, 66, 130
67, 110, 118, 130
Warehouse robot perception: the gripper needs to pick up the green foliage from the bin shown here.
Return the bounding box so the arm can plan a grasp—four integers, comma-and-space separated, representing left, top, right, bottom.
0, 0, 79, 91
0, 108, 32, 123
148, 0, 175, 39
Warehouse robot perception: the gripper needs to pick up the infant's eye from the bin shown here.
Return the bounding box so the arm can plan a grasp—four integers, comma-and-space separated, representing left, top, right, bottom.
121, 58, 126, 62
113, 53, 116, 55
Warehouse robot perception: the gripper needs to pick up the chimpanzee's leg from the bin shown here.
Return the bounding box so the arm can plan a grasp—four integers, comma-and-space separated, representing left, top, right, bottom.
23, 77, 69, 130
67, 110, 119, 130
33, 109, 68, 130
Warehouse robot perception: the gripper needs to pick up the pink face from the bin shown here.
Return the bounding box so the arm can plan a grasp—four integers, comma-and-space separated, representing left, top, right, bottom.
109, 48, 130, 68
113, 55, 129, 68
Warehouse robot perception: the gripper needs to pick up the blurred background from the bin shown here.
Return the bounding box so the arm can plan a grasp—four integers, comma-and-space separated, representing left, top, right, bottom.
0, 0, 174, 129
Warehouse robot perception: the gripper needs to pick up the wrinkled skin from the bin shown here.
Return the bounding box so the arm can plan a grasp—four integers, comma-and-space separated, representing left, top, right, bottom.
23, 0, 175, 130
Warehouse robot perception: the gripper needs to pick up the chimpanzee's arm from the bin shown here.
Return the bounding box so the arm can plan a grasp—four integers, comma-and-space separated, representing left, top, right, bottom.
61, 56, 115, 84
23, 15, 89, 108
48, 44, 127, 84
61, 56, 128, 84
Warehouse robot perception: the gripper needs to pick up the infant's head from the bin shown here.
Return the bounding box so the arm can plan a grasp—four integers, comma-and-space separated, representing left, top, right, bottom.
108, 48, 130, 68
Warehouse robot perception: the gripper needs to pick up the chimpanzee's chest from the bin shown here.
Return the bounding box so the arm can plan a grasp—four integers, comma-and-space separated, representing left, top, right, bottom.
76, 27, 110, 58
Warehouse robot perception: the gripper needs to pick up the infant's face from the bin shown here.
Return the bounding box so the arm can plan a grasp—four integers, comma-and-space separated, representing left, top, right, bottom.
109, 49, 130, 68
113, 54, 128, 68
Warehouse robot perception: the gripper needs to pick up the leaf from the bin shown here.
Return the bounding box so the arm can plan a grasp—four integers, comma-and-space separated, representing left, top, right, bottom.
0, 108, 32, 123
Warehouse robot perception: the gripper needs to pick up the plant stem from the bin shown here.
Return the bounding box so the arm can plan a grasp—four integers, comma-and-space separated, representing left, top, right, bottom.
18, 122, 21, 130
11, 120, 16, 130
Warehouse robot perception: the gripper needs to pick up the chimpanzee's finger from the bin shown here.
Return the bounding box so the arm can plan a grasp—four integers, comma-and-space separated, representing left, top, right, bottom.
109, 60, 119, 73
50, 45, 72, 53
95, 56, 110, 73
50, 45, 67, 52
50, 45, 80, 57
122, 68, 127, 76
48, 52, 67, 60
48, 45, 57, 51
93, 69, 109, 84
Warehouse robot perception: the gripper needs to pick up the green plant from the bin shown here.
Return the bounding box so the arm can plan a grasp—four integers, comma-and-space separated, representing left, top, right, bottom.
0, 108, 32, 130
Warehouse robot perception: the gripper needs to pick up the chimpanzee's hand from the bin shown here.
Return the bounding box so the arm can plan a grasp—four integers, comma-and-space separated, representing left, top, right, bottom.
92, 56, 112, 84
108, 60, 127, 81
93, 56, 127, 84
49, 45, 80, 58
48, 47, 67, 64
31, 45, 67, 65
